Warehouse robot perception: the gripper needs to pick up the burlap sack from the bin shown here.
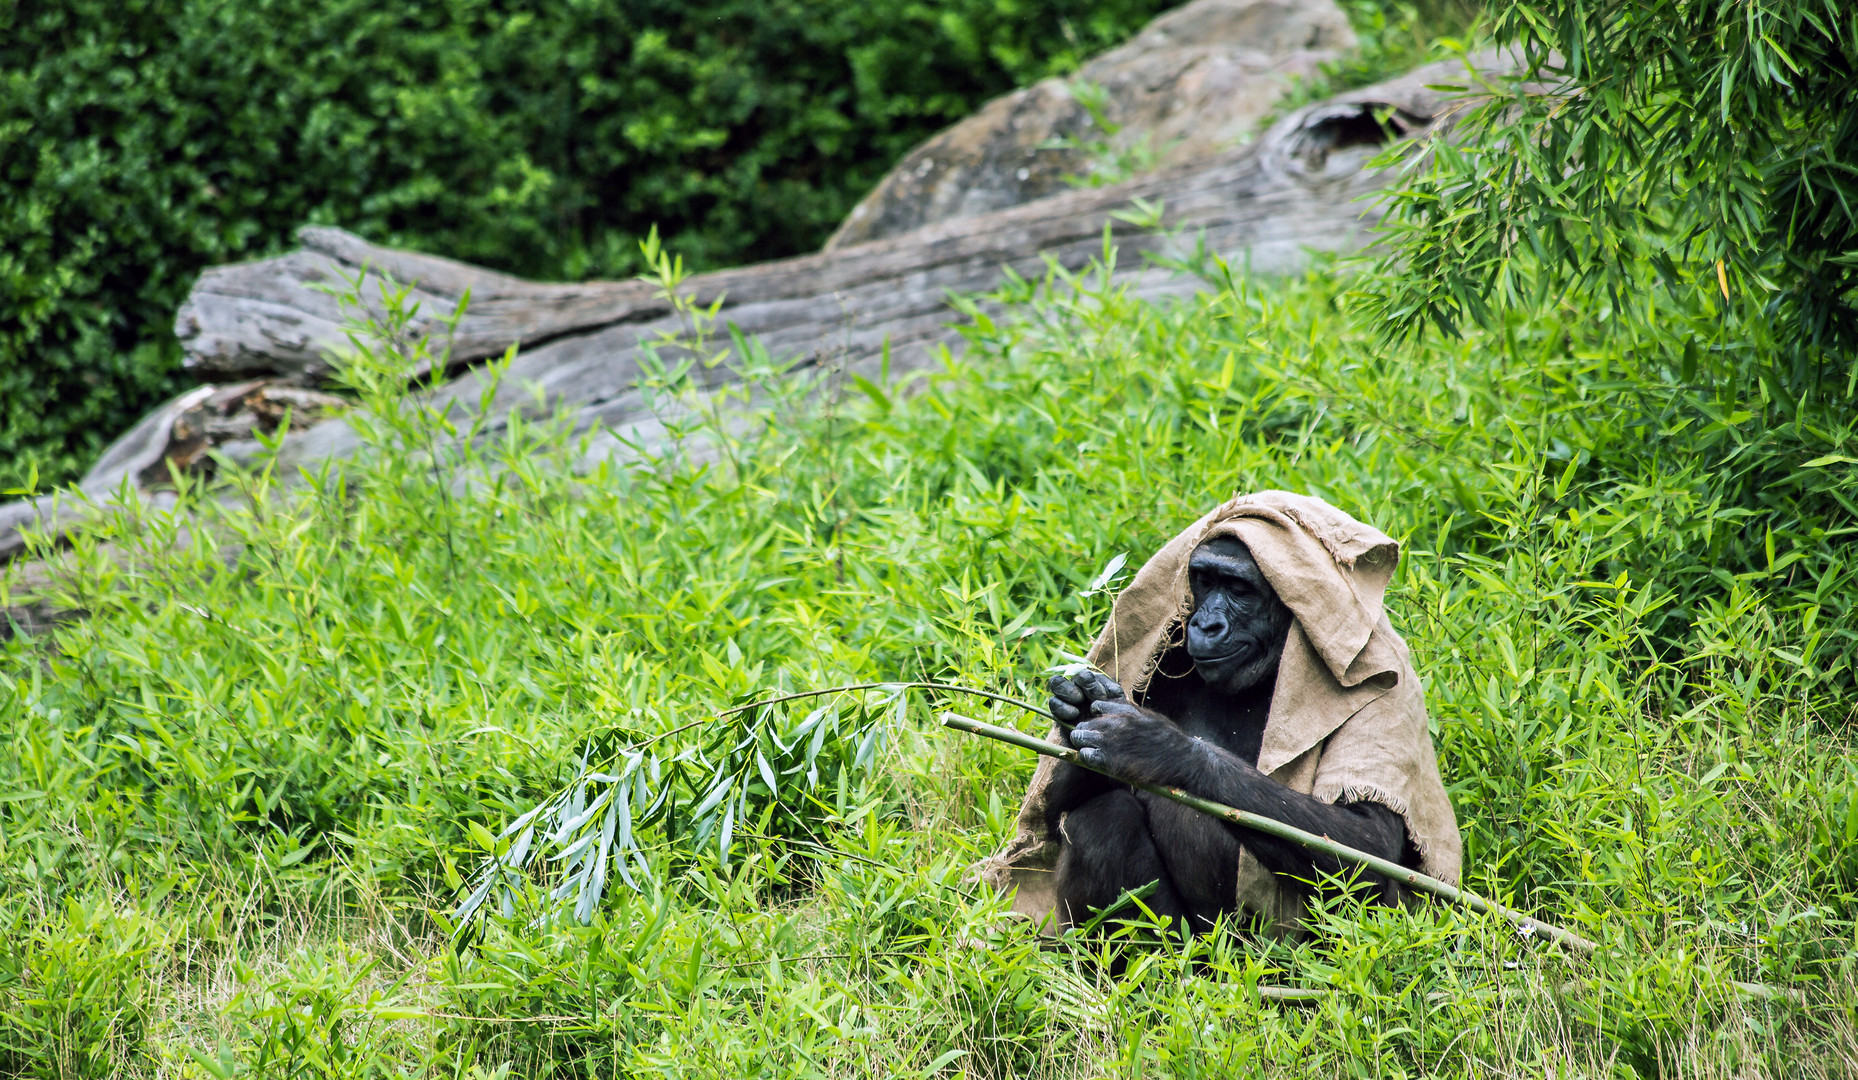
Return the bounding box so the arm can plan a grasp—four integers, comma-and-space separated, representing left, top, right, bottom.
978, 490, 1461, 936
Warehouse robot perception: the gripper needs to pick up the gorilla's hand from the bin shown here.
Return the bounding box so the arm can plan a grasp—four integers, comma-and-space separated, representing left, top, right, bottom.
1069, 700, 1201, 787
1047, 670, 1126, 726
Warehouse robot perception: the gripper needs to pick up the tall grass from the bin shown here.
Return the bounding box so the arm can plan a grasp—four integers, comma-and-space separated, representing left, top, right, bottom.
1, 247, 1853, 1076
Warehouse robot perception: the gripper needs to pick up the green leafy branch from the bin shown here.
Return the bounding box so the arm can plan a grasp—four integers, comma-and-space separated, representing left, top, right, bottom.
449, 682, 1048, 931
1363, 2, 1858, 367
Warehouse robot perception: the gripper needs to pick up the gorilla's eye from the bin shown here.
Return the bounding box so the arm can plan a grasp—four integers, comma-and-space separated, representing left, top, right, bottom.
1219, 573, 1254, 597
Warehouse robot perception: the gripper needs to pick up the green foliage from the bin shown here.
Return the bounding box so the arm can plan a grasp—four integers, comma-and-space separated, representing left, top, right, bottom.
1, 241, 1853, 1071
1356, 1, 1858, 711
1367, 0, 1858, 362
0, 0, 1178, 492
0, 897, 168, 1078
13, 11, 1854, 1070
197, 947, 423, 1080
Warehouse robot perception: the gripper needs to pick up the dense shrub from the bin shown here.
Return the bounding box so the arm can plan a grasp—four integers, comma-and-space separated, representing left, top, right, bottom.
0, 0, 1174, 490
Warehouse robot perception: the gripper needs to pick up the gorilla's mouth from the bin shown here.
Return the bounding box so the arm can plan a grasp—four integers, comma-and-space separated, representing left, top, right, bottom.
1189, 644, 1255, 667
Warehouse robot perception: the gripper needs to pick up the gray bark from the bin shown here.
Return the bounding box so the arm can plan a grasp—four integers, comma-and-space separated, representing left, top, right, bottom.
195, 58, 1490, 471
2, 56, 1503, 571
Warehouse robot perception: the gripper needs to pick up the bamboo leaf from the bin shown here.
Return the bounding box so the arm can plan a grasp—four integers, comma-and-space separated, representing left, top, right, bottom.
1082, 552, 1128, 596
576, 798, 619, 924
501, 825, 533, 868
854, 720, 883, 769
691, 773, 734, 821
453, 874, 497, 922
496, 799, 553, 841
807, 708, 834, 763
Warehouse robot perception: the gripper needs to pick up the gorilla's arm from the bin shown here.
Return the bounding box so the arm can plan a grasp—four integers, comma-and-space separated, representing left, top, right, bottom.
1070, 699, 1410, 885
1038, 757, 1115, 826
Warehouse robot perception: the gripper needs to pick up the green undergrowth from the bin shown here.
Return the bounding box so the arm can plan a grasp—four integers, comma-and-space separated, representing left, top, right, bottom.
2, 248, 1855, 1076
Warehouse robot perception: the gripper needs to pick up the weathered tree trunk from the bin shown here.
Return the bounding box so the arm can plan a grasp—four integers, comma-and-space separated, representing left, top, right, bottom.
1, 56, 1498, 570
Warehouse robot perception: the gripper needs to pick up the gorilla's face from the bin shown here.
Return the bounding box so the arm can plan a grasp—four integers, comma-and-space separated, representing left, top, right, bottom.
1185, 536, 1293, 695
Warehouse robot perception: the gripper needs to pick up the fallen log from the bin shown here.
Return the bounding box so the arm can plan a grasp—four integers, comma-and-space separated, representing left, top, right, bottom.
1, 54, 1504, 569
187, 56, 1494, 472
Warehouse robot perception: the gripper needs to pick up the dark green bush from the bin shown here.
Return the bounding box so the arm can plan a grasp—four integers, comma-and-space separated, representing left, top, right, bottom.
0, 0, 1174, 490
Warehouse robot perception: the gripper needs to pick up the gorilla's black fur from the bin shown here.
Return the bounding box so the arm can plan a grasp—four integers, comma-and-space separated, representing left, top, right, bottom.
1044, 536, 1415, 933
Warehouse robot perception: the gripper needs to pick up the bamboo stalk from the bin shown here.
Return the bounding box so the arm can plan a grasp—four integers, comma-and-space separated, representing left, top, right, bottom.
939, 710, 1600, 955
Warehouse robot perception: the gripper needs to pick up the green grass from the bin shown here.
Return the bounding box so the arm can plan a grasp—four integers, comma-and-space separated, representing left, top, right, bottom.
2, 248, 1855, 1076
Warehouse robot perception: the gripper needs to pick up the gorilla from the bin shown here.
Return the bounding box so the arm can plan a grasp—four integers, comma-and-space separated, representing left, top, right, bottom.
1041, 535, 1416, 933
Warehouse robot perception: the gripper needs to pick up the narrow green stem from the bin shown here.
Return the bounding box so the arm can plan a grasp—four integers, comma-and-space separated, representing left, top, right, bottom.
939, 710, 1599, 955
633, 682, 1052, 752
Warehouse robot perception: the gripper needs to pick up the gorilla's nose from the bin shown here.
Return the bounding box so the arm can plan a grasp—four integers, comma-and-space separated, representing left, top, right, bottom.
1187, 611, 1228, 655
